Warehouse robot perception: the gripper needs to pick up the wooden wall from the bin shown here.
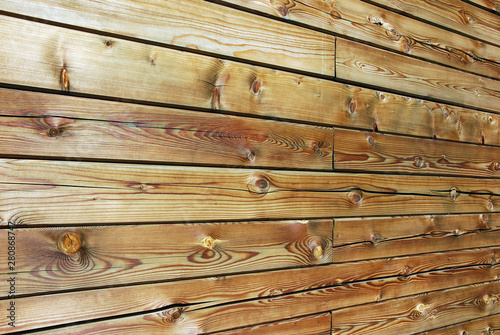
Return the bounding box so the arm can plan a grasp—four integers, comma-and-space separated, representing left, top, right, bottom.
0, 0, 499, 333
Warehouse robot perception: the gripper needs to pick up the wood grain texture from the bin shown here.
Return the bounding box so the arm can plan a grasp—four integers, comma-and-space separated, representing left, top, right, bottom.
334, 213, 499, 246
1, 160, 500, 226
218, 0, 500, 77
31, 266, 500, 334
333, 214, 500, 262
0, 15, 334, 124
334, 128, 500, 177
0, 220, 332, 297
336, 38, 500, 113
0, 0, 335, 77
367, 0, 500, 47
422, 313, 500, 334
0, 89, 333, 170
2, 85, 499, 149
2, 247, 496, 332
330, 281, 500, 334
212, 313, 331, 335
468, 0, 500, 12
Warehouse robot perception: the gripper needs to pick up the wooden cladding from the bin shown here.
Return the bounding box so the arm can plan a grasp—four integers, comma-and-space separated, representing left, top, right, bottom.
0, 0, 499, 334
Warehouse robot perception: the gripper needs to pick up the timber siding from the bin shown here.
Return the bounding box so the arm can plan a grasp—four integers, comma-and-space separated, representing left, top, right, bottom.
0, 0, 499, 334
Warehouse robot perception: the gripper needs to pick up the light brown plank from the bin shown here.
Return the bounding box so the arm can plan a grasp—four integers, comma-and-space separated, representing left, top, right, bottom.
334, 213, 499, 246
1, 160, 500, 226
1, 21, 498, 147
0, 0, 335, 77
336, 38, 500, 113
334, 128, 500, 177
31, 268, 500, 334
422, 313, 500, 334
212, 313, 331, 335
368, 0, 500, 47
0, 220, 333, 297
333, 214, 500, 262
330, 281, 500, 334
2, 247, 496, 332
468, 0, 500, 12
0, 90, 332, 170
218, 0, 500, 77
2, 84, 499, 149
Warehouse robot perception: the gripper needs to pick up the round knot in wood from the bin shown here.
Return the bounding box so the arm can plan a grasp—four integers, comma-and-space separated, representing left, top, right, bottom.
312, 245, 323, 260
203, 236, 215, 249
450, 188, 459, 201
47, 127, 61, 137
58, 232, 82, 255
348, 190, 363, 205
248, 175, 271, 195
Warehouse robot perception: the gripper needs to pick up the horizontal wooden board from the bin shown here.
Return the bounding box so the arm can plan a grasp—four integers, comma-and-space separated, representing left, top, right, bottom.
1, 160, 500, 226
334, 213, 500, 246
333, 128, 500, 177
1, 24, 498, 147
333, 214, 500, 262
0, 220, 332, 297
468, 0, 500, 12
0, 89, 332, 170
2, 85, 499, 149
218, 0, 500, 77
0, 0, 336, 77
212, 313, 331, 335
422, 313, 500, 334
31, 266, 500, 334
330, 281, 500, 334
336, 38, 500, 113
2, 247, 496, 332
368, 0, 500, 47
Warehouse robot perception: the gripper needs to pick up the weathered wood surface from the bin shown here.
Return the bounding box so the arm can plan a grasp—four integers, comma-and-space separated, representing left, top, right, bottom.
0, 89, 333, 170
1, 245, 496, 332
2, 84, 499, 148
330, 281, 500, 334
1, 160, 500, 226
333, 214, 500, 262
468, 0, 500, 12
336, 38, 500, 113
422, 313, 500, 334
212, 313, 331, 335
368, 0, 500, 47
0, 220, 333, 296
334, 128, 500, 177
217, 0, 500, 77
0, 0, 336, 77
31, 266, 500, 334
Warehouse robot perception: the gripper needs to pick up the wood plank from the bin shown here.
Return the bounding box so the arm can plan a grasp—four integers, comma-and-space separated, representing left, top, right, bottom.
467, 0, 500, 12
1, 21, 498, 147
336, 38, 500, 113
0, 0, 335, 77
422, 313, 500, 334
0, 220, 333, 296
334, 128, 500, 177
212, 313, 331, 335
2, 85, 499, 149
368, 0, 500, 47
333, 214, 500, 262
0, 15, 335, 125
334, 214, 499, 246
2, 247, 496, 332
1, 160, 500, 226
218, 0, 500, 77
31, 269, 500, 334
0, 90, 332, 170
330, 281, 500, 334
